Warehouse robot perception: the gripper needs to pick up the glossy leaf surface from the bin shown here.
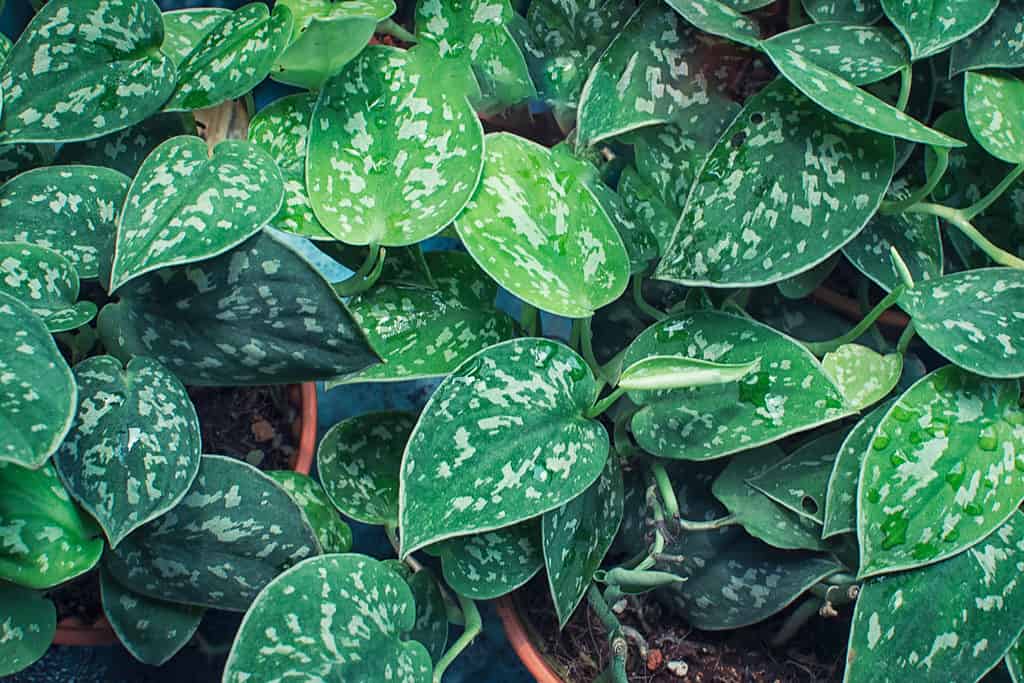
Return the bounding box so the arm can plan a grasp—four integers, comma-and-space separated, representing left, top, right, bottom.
949, 1, 1024, 75
749, 429, 849, 524
822, 400, 892, 538
764, 24, 908, 85
0, 243, 95, 332
965, 71, 1024, 164
431, 520, 544, 600
266, 471, 353, 555
881, 0, 998, 60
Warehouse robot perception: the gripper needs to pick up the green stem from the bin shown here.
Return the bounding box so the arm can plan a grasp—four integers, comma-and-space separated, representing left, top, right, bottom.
880, 147, 948, 214
787, 0, 805, 28
895, 65, 913, 112
633, 275, 666, 321
769, 596, 821, 648
896, 321, 916, 356
520, 303, 539, 337
586, 387, 626, 419
858, 279, 888, 351
802, 287, 905, 356
385, 524, 424, 574
569, 318, 582, 353
906, 203, 1024, 270
677, 513, 737, 532
579, 316, 612, 383
587, 585, 629, 683
433, 595, 481, 683
335, 244, 384, 296
649, 462, 680, 518
376, 18, 418, 43
962, 163, 1024, 220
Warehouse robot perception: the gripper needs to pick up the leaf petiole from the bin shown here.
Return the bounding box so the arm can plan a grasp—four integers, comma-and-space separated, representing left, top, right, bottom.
896, 321, 916, 356
334, 244, 386, 296
905, 203, 1024, 270
519, 302, 539, 337
432, 594, 481, 683
880, 146, 949, 214
962, 163, 1024, 220
587, 584, 629, 683
649, 462, 680, 518
586, 387, 626, 419
895, 64, 913, 112
632, 275, 666, 321
802, 287, 905, 356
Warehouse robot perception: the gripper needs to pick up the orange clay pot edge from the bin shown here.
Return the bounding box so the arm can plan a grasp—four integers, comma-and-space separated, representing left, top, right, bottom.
496, 596, 565, 683
53, 382, 318, 646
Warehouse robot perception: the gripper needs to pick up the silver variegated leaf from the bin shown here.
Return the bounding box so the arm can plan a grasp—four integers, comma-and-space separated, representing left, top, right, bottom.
55, 113, 196, 178
822, 343, 902, 411
881, 0, 998, 61
399, 338, 609, 555
404, 569, 448, 664
266, 471, 353, 555
763, 23, 908, 85
160, 8, 231, 67
428, 520, 543, 600
0, 0, 175, 144
105, 455, 320, 611
801, 0, 883, 23
664, 0, 761, 48
0, 292, 76, 469
109, 136, 284, 292
98, 229, 380, 386
223, 554, 431, 683
0, 582, 55, 677
858, 366, 1024, 578
949, 0, 1024, 76
964, 71, 1024, 165
54, 355, 201, 548
0, 242, 96, 332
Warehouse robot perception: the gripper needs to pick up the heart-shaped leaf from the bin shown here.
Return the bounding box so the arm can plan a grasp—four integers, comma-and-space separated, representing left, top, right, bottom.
749, 429, 849, 525
99, 568, 204, 667
543, 455, 623, 626
161, 8, 231, 67
331, 251, 519, 385
823, 343, 902, 411
763, 46, 963, 147
847, 513, 1024, 683
0, 243, 96, 332
949, 1, 1024, 76
54, 356, 201, 547
429, 520, 544, 600
0, 0, 175, 144
318, 411, 413, 526
455, 132, 630, 317
266, 471, 353, 555
415, 0, 534, 114
965, 71, 1024, 165
0, 460, 103, 589
881, 0, 998, 61
712, 445, 829, 551
858, 366, 1024, 578
0, 582, 55, 677
308, 45, 484, 247
624, 312, 849, 460
619, 355, 759, 391
400, 338, 608, 555
164, 3, 293, 112
105, 455, 320, 611
664, 0, 761, 48
404, 569, 448, 664
55, 113, 196, 178
656, 79, 895, 287
98, 229, 380, 386
822, 400, 893, 538
248, 92, 331, 240
0, 165, 129, 281
764, 24, 908, 85
577, 1, 731, 146
273, 0, 394, 90
0, 292, 76, 469
109, 136, 283, 292
224, 554, 432, 683
899, 268, 1024, 379
801, 0, 883, 23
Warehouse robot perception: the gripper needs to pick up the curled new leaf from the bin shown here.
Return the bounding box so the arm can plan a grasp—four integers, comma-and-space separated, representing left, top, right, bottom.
618, 355, 759, 392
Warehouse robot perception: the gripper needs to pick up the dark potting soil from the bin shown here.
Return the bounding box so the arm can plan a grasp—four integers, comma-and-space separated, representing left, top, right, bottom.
521, 576, 848, 683
187, 385, 300, 472
49, 571, 104, 626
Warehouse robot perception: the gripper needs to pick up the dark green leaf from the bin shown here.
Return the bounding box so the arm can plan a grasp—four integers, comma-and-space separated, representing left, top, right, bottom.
801, 0, 883, 24
0, 144, 50, 185
776, 254, 839, 300
617, 166, 678, 256
664, 0, 761, 48
964, 71, 1024, 164
881, 0, 998, 61
161, 8, 231, 67
764, 24, 908, 85
55, 113, 195, 177
949, 1, 1024, 76
429, 520, 543, 600
749, 429, 849, 524
0, 242, 96, 332
0, 582, 55, 677
1009, 635, 1024, 682
266, 471, 353, 555
405, 569, 448, 664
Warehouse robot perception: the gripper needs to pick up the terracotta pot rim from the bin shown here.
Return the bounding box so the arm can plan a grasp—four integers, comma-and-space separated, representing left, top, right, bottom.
53, 382, 319, 646
496, 595, 565, 683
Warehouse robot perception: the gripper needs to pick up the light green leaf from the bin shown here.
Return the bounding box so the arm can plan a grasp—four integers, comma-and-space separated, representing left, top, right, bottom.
273, 0, 394, 90
164, 3, 293, 112
429, 520, 544, 600
847, 513, 1024, 683
822, 400, 893, 538
317, 411, 414, 526
54, 356, 201, 547
308, 45, 484, 246
266, 471, 353, 555
623, 312, 849, 460
0, 165, 129, 280
415, 0, 535, 114
664, 0, 761, 48
543, 455, 623, 627
857, 366, 1024, 578
98, 229, 380, 386
949, 1, 1024, 76
801, 0, 883, 24
577, 1, 729, 146
331, 251, 518, 385
656, 79, 895, 287
965, 71, 1024, 164
161, 8, 231, 67
712, 445, 829, 551
764, 23, 908, 85
0, 0, 175, 144
881, 0, 998, 61
455, 132, 629, 317
823, 343, 902, 411
404, 569, 448, 664
763, 46, 963, 147
899, 268, 1024, 379
109, 136, 283, 292
0, 460, 103, 589
399, 338, 608, 555
105, 455, 320, 611
619, 355, 758, 391
0, 582, 55, 677
248, 92, 331, 240
224, 554, 431, 683
99, 568, 204, 667
55, 113, 196, 178
0, 243, 96, 332
0, 292, 76, 469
